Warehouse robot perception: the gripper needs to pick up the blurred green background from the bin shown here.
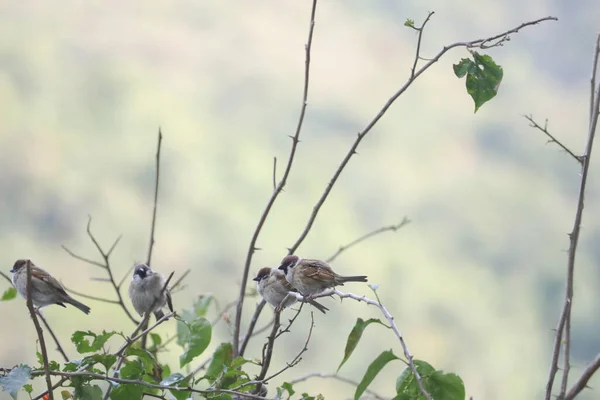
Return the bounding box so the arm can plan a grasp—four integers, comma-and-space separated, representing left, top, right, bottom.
1, 0, 600, 399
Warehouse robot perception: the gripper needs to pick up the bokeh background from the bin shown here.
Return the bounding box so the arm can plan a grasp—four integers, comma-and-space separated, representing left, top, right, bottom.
1, 0, 600, 399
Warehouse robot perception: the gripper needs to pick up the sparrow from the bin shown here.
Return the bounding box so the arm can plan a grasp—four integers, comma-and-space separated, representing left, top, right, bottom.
252, 267, 329, 314
10, 259, 91, 314
128, 263, 173, 319
278, 255, 368, 297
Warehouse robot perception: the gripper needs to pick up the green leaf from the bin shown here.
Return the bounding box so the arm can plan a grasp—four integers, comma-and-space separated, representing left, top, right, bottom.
1, 287, 16, 301
161, 373, 186, 386
396, 360, 465, 400
355, 350, 400, 400
79, 385, 102, 400
452, 58, 475, 78
404, 18, 415, 28
338, 318, 386, 372
125, 347, 157, 373
206, 343, 233, 382
110, 383, 144, 400
0, 365, 31, 399
22, 384, 33, 394
277, 382, 295, 398
120, 360, 143, 380
150, 333, 162, 347
453, 52, 503, 112
60, 390, 72, 399
82, 354, 118, 373
71, 330, 119, 353
161, 373, 191, 400
178, 317, 212, 367
194, 295, 213, 317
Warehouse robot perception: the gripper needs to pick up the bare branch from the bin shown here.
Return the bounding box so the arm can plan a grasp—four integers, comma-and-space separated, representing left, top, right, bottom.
36, 310, 69, 362
272, 156, 277, 190
287, 16, 557, 255
169, 268, 191, 293
62, 285, 120, 304
239, 299, 267, 357
288, 372, 386, 400
147, 128, 163, 267
326, 217, 411, 263
525, 115, 582, 163
63, 216, 139, 325
545, 34, 600, 400
410, 12, 435, 79
233, 0, 319, 358
0, 270, 12, 285
25, 261, 54, 400
304, 288, 431, 400
565, 353, 600, 400
29, 369, 268, 400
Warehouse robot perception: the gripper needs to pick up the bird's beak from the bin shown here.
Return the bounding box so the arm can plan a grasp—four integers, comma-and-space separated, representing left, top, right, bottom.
9, 268, 15, 273
277, 264, 285, 271
252, 276, 260, 282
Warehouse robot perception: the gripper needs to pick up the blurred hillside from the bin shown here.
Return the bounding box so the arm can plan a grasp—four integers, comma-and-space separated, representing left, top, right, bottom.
1, 0, 600, 399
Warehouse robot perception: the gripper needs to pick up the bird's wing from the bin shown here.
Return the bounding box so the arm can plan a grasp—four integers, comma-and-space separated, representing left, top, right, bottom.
276, 274, 298, 292
31, 269, 68, 296
301, 260, 336, 282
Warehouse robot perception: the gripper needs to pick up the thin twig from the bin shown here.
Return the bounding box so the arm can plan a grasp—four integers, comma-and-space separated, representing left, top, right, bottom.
29, 370, 267, 400
232, 312, 315, 392
0, 270, 12, 284
565, 353, 600, 400
287, 15, 558, 255
303, 288, 432, 400
62, 286, 120, 304
288, 372, 385, 400
545, 34, 600, 400
233, 0, 318, 358
147, 128, 163, 267
272, 157, 277, 190
524, 115, 582, 163
26, 261, 54, 400
326, 218, 411, 263
253, 310, 281, 395
36, 311, 69, 362
169, 269, 190, 293
63, 216, 139, 324
239, 299, 267, 357
409, 12, 435, 79
264, 311, 314, 382
276, 301, 304, 339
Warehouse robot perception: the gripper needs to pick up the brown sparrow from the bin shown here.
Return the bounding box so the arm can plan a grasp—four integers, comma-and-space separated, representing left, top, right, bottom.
128, 263, 173, 319
252, 267, 328, 314
10, 259, 91, 314
278, 255, 368, 297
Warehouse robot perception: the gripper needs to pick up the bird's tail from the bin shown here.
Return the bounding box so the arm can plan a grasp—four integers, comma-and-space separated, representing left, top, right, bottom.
307, 299, 329, 314
67, 296, 91, 314
337, 275, 368, 284
154, 310, 165, 320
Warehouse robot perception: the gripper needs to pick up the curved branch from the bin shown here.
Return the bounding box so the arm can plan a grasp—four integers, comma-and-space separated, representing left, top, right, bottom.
287, 16, 557, 254
232, 0, 319, 358
326, 217, 410, 263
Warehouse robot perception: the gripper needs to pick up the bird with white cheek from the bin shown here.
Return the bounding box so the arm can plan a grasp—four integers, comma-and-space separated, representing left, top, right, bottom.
278, 255, 368, 297
253, 267, 329, 314
128, 263, 173, 319
10, 259, 91, 314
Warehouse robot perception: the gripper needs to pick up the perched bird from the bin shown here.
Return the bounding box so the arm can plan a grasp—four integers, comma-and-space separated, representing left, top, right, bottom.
128, 263, 173, 319
253, 267, 329, 314
10, 259, 91, 314
278, 255, 368, 297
